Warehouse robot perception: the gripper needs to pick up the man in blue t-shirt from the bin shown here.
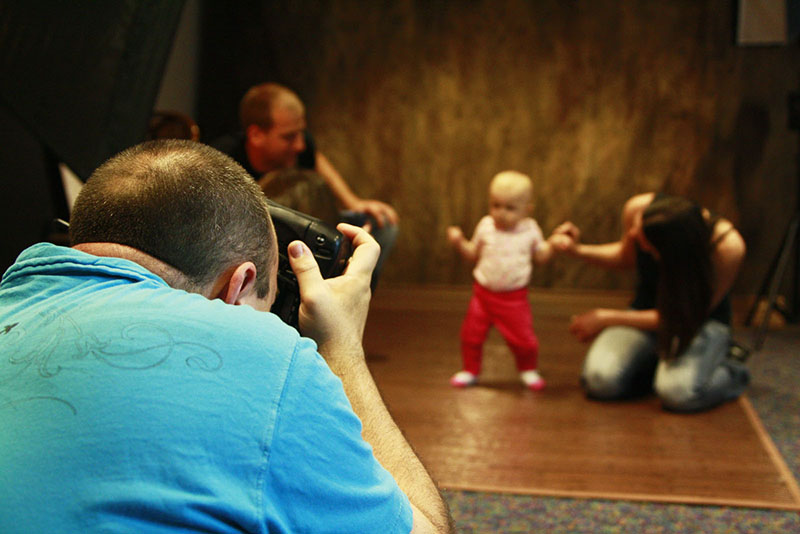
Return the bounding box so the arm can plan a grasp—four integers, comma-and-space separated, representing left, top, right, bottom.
0, 140, 452, 533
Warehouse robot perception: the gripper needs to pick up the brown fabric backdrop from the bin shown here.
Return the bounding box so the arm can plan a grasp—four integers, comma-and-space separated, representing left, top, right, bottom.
199, 0, 800, 294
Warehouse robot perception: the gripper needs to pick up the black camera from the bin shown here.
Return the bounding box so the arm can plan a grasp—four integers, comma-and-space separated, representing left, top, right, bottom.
266, 199, 352, 328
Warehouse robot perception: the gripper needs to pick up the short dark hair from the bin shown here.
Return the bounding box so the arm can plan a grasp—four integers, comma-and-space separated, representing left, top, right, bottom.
70, 140, 276, 298
239, 82, 304, 130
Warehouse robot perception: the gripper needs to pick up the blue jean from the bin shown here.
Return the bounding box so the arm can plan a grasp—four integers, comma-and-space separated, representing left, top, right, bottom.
339, 210, 398, 291
580, 320, 749, 412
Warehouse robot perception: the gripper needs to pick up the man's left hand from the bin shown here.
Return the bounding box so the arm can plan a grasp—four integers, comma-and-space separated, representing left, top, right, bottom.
352, 199, 399, 229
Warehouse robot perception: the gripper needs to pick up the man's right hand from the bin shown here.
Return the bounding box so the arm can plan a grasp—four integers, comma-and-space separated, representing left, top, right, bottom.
287, 223, 379, 358
290, 224, 454, 534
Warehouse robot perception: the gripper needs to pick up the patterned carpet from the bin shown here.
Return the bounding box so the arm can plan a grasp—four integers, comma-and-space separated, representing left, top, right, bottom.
443, 327, 800, 533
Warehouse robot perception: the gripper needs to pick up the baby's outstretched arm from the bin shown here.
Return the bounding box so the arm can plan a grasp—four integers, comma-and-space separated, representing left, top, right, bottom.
447, 226, 479, 262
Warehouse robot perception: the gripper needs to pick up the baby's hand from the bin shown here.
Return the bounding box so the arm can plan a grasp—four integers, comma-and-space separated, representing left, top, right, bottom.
553, 221, 581, 242
446, 226, 464, 246
548, 233, 575, 254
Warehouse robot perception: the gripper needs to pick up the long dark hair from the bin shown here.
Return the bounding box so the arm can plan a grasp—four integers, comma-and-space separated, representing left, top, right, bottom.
642, 196, 713, 358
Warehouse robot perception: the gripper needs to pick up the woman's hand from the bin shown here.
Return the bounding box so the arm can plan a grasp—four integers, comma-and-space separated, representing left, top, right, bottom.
569, 309, 609, 342
552, 221, 581, 242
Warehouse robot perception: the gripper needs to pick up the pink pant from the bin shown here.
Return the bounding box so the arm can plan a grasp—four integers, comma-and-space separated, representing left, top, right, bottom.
460, 282, 539, 375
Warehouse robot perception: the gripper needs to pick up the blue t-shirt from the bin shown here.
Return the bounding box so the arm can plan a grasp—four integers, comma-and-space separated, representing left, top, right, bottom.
0, 244, 412, 533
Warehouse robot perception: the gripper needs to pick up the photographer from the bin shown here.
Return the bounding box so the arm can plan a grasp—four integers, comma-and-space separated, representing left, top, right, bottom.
0, 140, 452, 533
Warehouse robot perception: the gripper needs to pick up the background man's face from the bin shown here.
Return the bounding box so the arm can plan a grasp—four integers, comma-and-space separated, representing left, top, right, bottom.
255, 105, 307, 171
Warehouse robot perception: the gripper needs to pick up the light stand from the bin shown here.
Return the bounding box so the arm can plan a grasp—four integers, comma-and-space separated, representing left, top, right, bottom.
744, 91, 800, 351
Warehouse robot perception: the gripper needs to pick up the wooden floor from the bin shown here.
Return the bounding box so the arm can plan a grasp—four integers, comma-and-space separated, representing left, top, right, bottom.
364, 286, 800, 510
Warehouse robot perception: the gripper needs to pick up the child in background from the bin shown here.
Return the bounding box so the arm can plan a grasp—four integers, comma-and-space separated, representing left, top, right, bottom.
447, 170, 565, 390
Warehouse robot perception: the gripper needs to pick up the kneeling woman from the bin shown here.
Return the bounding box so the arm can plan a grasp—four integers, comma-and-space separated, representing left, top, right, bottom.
553, 193, 749, 412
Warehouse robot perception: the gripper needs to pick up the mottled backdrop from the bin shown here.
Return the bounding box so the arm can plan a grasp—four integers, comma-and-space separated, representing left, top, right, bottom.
200, 0, 800, 294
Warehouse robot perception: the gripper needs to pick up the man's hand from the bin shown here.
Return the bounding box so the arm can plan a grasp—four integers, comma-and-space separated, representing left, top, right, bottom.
289, 224, 454, 532
352, 199, 399, 229
287, 223, 380, 358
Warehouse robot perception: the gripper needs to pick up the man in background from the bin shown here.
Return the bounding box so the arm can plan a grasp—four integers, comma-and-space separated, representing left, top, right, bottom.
212, 82, 398, 287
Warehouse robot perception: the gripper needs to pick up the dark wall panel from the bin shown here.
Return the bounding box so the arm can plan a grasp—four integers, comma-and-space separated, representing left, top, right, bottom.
0, 1, 184, 271
0, 1, 185, 179
0, 106, 64, 272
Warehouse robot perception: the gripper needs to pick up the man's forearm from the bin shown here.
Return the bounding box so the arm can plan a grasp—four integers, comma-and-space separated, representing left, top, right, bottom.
316, 152, 360, 208
322, 346, 453, 533
291, 223, 451, 532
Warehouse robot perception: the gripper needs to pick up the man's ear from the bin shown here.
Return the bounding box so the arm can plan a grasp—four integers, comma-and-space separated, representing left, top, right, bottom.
215, 262, 259, 305
246, 124, 265, 144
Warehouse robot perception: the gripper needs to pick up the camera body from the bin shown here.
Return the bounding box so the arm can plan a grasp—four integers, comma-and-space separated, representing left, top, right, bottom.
266, 199, 351, 327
